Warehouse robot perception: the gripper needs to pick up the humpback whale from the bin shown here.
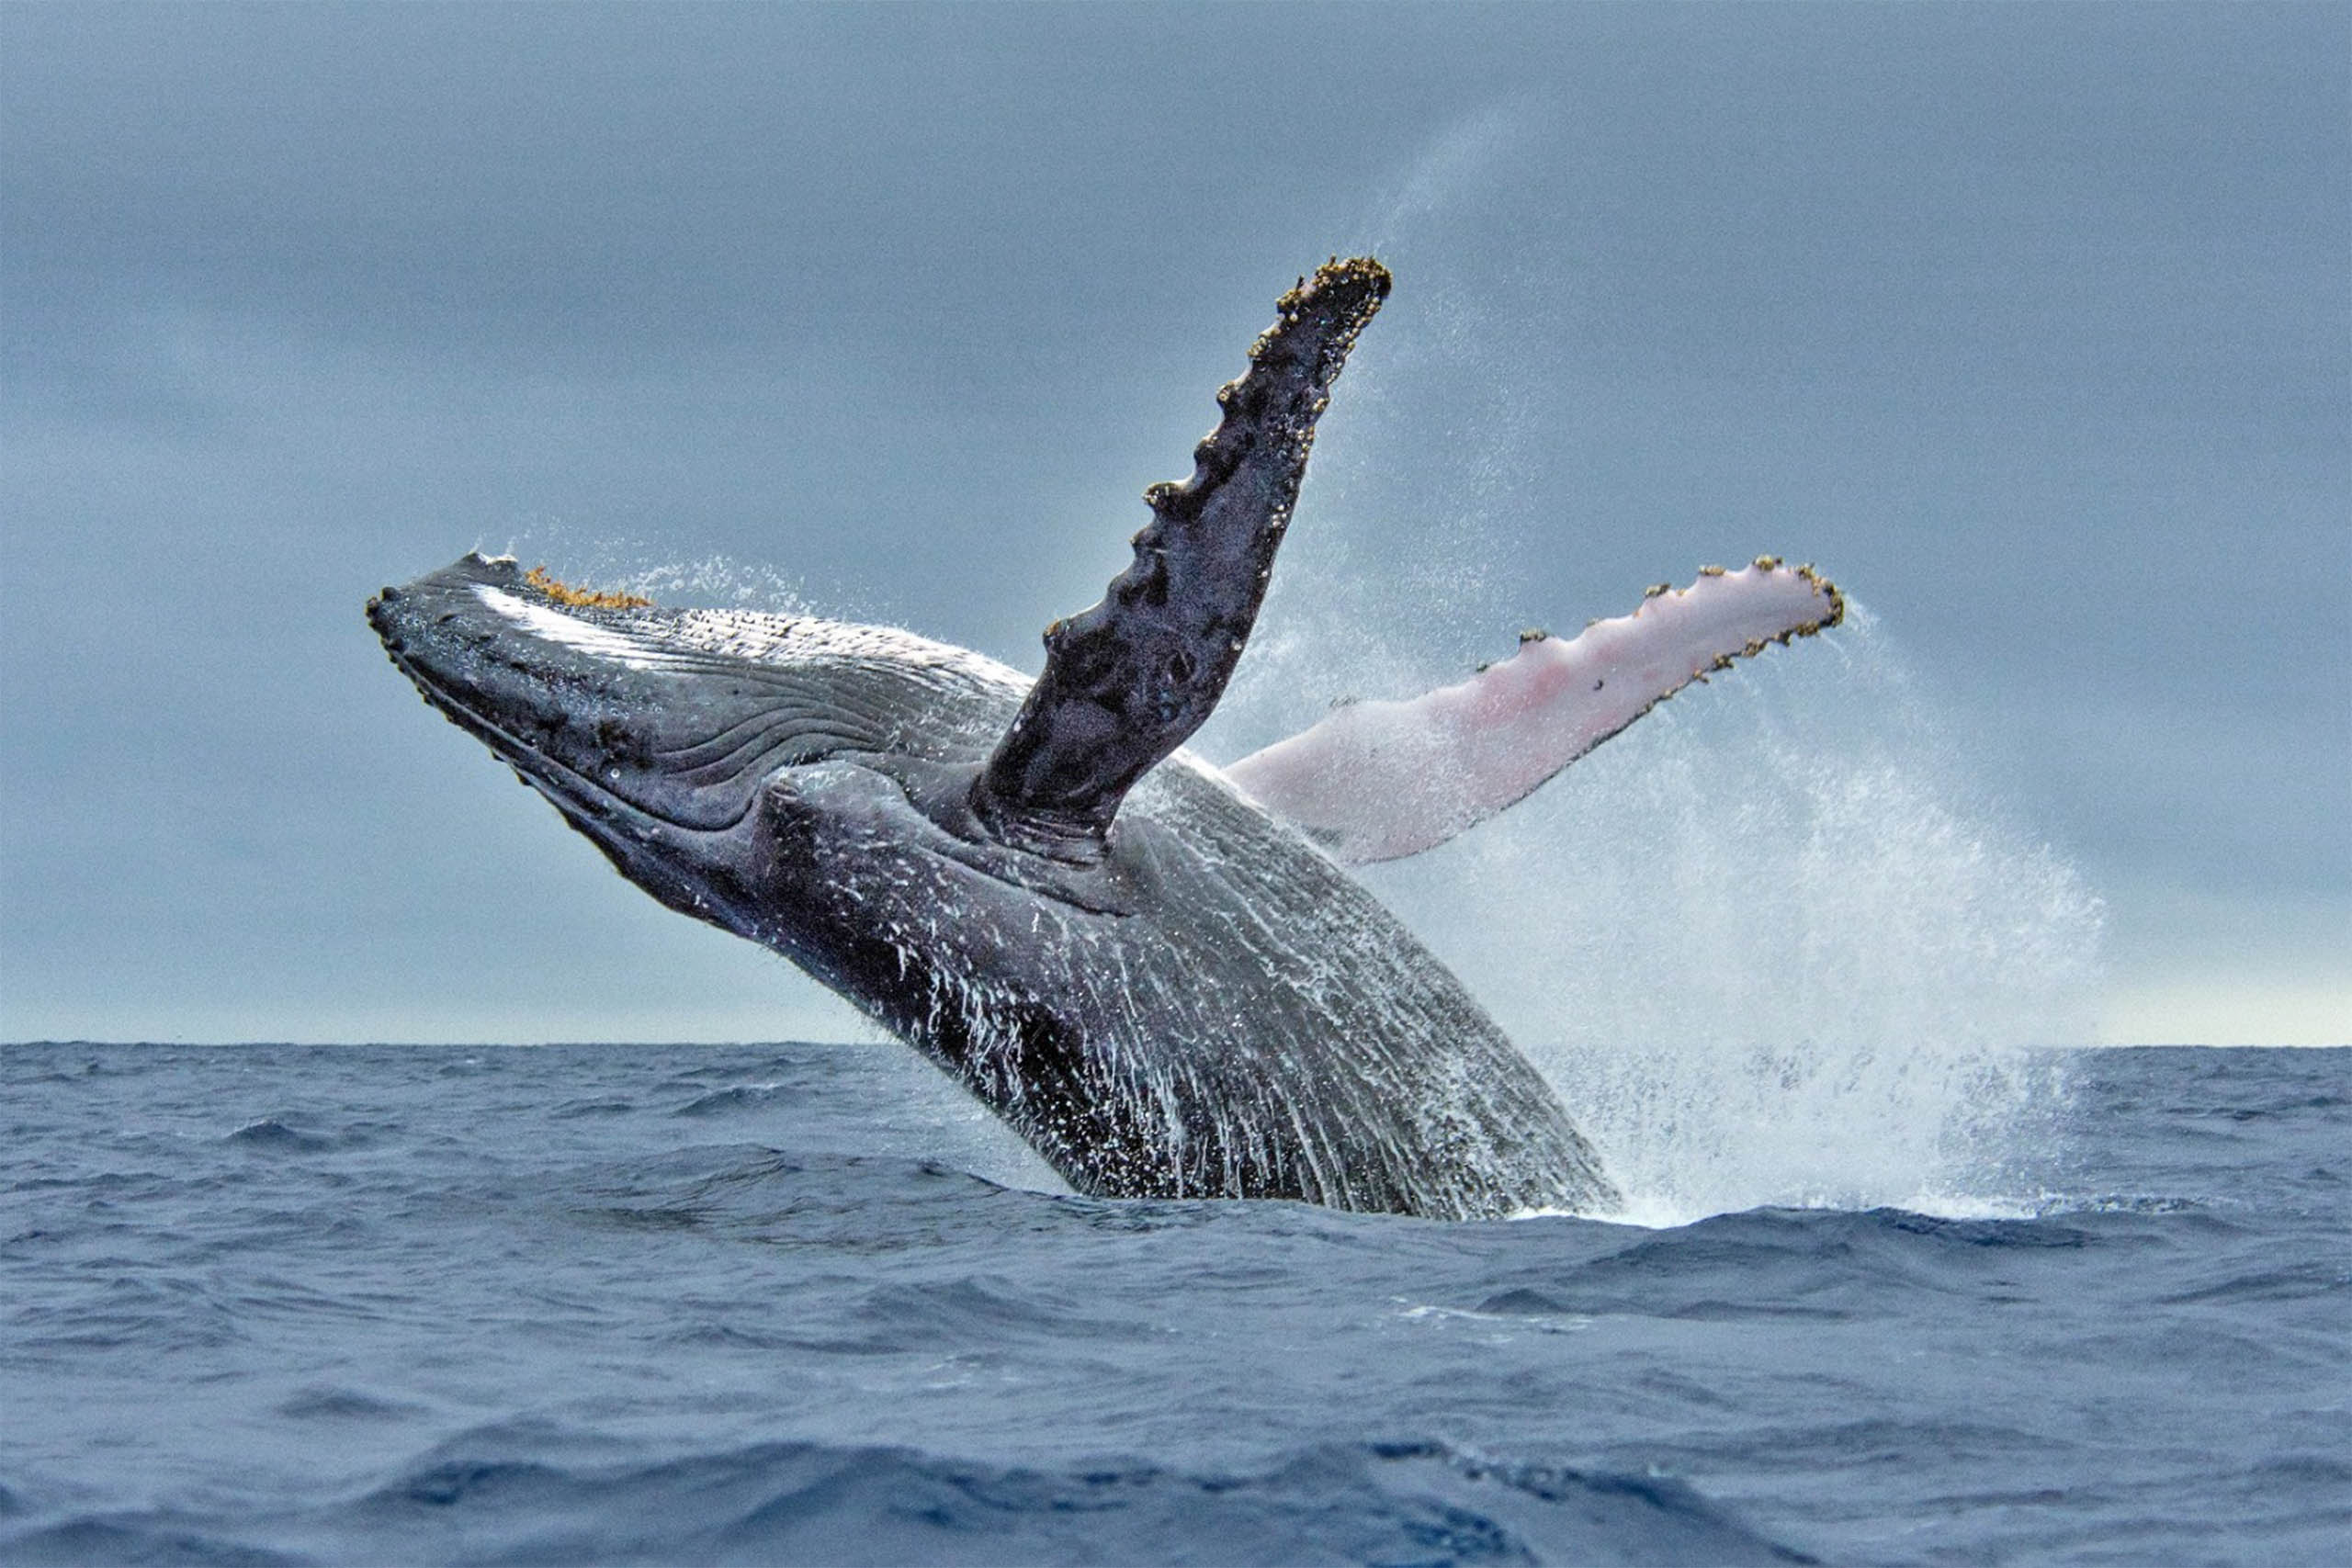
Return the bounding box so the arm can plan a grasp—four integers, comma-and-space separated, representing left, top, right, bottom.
369, 258, 1841, 1219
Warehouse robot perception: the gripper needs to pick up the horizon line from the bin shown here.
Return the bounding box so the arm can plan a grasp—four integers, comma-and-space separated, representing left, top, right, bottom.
6, 1038, 2345, 1052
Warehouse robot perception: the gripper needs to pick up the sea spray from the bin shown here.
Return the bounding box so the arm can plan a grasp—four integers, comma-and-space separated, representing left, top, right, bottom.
1236, 606, 2104, 1225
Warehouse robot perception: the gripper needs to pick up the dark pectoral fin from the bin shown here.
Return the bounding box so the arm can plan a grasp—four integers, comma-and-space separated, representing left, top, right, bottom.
976, 257, 1390, 858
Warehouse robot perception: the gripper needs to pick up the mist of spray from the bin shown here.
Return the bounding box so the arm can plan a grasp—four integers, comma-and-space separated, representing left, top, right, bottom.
1380, 615, 2098, 1224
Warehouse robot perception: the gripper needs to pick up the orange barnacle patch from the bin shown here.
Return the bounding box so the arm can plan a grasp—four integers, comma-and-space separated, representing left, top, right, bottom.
525, 566, 652, 610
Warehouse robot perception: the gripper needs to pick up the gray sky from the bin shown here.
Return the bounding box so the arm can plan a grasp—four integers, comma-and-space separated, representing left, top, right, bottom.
4, 3, 2345, 1045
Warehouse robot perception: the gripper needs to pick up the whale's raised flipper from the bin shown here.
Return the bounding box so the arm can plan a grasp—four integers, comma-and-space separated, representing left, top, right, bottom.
976, 257, 1391, 860
1226, 561, 1844, 864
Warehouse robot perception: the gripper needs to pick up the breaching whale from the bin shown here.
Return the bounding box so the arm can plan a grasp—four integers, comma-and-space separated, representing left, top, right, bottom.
369, 258, 1841, 1219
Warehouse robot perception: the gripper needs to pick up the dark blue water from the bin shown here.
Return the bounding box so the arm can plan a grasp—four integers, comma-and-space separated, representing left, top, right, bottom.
4, 1043, 2345, 1565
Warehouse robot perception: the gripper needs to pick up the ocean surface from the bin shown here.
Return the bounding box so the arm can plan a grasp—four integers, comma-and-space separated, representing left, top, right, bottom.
3, 1041, 2346, 1565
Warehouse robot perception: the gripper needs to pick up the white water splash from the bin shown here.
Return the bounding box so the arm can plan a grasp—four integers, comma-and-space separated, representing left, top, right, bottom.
1226, 608, 2101, 1227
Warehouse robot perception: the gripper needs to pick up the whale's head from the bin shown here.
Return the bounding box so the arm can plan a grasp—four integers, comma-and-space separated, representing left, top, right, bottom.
366, 553, 1077, 954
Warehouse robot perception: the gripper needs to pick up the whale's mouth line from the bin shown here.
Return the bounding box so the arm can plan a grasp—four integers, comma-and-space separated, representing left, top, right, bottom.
398, 647, 1131, 916
378, 641, 759, 841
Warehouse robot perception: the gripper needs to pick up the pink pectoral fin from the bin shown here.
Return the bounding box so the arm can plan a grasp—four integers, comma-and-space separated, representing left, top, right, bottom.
1223, 561, 1844, 863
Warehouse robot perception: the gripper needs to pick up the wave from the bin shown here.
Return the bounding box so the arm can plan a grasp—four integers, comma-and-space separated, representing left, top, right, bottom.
1422, 1202, 2211, 1329
222, 1117, 391, 1156
1, 1432, 1809, 1566
672, 1082, 791, 1117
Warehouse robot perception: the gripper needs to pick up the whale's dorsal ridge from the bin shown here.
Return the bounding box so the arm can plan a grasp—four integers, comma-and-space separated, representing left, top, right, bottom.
973, 257, 1390, 861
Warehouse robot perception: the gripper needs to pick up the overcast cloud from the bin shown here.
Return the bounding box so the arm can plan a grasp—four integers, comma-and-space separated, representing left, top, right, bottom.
3, 3, 2345, 1044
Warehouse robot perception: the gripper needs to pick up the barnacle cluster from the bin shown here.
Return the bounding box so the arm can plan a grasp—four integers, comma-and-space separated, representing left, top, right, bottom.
524, 565, 651, 610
